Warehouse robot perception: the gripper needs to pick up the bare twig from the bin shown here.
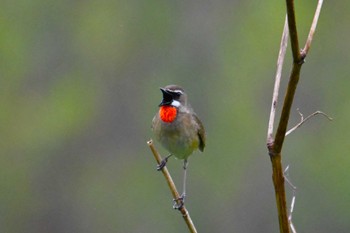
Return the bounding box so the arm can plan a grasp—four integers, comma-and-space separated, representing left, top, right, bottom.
283, 166, 297, 233
286, 109, 333, 136
283, 165, 297, 190
301, 0, 324, 58
285, 0, 301, 63
147, 140, 198, 233
267, 16, 289, 143
290, 222, 297, 233
273, 63, 302, 152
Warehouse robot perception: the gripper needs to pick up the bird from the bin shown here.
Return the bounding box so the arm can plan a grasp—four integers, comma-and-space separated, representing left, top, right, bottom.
152, 84, 206, 209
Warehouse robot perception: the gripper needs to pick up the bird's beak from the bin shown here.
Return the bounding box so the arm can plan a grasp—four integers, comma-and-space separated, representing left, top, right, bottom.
159, 88, 173, 106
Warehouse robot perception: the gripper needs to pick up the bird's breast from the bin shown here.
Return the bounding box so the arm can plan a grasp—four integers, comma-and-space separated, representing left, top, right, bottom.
159, 106, 177, 123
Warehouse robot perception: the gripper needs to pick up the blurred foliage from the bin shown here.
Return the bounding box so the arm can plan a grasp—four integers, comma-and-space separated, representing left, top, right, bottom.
1, 0, 349, 232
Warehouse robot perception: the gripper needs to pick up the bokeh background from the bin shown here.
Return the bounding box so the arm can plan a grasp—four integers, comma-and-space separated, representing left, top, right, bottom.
1, 1, 349, 232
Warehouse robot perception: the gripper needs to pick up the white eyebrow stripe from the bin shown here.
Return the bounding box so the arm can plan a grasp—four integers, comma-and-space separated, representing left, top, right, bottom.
167, 89, 184, 95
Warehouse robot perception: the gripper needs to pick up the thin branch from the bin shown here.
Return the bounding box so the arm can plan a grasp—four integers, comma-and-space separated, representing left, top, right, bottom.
286, 109, 333, 136
267, 16, 289, 144
285, 0, 301, 62
147, 140, 198, 233
288, 194, 297, 233
274, 64, 302, 153
283, 166, 297, 233
301, 0, 324, 58
290, 222, 297, 233
270, 152, 290, 233
283, 165, 297, 191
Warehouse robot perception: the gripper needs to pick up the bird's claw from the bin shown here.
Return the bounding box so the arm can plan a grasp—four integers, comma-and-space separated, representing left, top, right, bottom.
157, 155, 172, 171
173, 193, 186, 210
156, 158, 168, 171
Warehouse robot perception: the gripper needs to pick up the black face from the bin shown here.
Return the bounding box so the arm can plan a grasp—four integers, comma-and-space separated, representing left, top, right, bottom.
159, 88, 182, 106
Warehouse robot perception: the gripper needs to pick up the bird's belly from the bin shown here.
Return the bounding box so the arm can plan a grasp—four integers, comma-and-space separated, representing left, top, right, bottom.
157, 124, 199, 160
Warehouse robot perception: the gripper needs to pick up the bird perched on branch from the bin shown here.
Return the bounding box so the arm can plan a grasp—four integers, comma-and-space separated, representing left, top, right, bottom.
152, 84, 206, 209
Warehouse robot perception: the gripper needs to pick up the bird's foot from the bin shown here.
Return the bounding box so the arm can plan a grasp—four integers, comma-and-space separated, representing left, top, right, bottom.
156, 154, 172, 171
156, 159, 167, 171
173, 193, 186, 210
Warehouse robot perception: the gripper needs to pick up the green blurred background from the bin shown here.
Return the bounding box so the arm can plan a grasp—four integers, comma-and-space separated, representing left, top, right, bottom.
1, 0, 349, 232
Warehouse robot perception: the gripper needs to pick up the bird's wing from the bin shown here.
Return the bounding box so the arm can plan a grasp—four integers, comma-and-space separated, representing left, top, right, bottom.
194, 114, 206, 152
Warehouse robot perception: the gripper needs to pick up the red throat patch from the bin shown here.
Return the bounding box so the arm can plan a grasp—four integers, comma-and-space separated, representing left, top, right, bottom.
159, 106, 177, 123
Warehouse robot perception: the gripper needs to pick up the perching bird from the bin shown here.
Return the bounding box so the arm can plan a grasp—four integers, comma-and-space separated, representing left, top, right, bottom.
152, 84, 206, 208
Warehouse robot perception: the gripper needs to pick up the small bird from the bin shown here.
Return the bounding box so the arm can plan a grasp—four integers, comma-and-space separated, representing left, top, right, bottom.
152, 84, 206, 209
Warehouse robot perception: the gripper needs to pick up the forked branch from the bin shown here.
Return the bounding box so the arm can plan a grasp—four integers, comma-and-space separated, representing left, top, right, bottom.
267, 1, 324, 233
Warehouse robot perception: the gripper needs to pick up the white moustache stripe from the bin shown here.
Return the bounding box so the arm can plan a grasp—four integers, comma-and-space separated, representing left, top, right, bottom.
171, 100, 181, 107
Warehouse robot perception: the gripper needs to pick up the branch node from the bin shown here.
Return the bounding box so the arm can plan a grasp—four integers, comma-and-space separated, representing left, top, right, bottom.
300, 49, 307, 61
267, 140, 277, 158
298, 50, 306, 65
